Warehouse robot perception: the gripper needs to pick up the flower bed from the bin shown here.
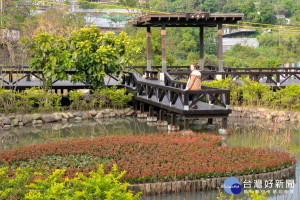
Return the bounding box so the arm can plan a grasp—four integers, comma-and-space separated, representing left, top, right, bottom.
0, 132, 296, 183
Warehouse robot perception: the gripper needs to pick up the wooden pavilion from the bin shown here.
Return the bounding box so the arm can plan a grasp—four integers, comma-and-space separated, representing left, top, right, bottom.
129, 12, 244, 79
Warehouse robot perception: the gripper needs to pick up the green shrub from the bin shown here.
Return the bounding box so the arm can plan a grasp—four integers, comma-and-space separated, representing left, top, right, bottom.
273, 83, 300, 110
0, 87, 62, 113
0, 86, 133, 113
68, 90, 88, 110
97, 86, 133, 109
0, 165, 141, 200
203, 78, 300, 111
0, 89, 15, 113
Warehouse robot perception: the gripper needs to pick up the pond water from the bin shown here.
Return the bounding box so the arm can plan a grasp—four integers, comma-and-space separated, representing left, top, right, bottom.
0, 114, 299, 200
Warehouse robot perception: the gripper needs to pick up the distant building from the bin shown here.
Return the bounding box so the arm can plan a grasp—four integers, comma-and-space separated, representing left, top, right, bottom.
276, 15, 290, 24
85, 15, 127, 31
222, 28, 259, 52
223, 38, 259, 52
223, 28, 256, 38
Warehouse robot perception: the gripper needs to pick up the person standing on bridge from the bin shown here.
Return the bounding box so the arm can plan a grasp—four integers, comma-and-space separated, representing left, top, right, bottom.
184, 62, 201, 109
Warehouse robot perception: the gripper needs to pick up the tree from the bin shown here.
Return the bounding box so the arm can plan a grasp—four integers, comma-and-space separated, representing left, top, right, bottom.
22, 33, 74, 88
70, 26, 136, 89
22, 8, 85, 39
124, 26, 175, 66
200, 0, 218, 13
0, 0, 33, 64
259, 0, 277, 24
23, 26, 137, 89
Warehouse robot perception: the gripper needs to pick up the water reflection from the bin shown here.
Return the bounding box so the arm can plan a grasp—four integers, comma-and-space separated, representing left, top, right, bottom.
0, 115, 299, 199
0, 117, 159, 151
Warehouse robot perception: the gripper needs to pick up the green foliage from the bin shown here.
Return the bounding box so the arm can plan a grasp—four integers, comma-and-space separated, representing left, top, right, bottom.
273, 83, 300, 110
22, 33, 74, 88
0, 86, 133, 114
0, 165, 141, 200
98, 86, 133, 109
124, 27, 175, 66
0, 87, 62, 113
124, 26, 217, 66
22, 25, 138, 89
0, 167, 35, 200
78, 0, 97, 9
258, 0, 278, 24
203, 78, 300, 110
68, 90, 88, 110
68, 87, 133, 110
119, 0, 299, 25
70, 26, 134, 89
224, 34, 299, 68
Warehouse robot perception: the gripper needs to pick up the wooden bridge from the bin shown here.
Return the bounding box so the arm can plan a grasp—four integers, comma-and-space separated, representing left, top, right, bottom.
1, 65, 299, 130
122, 71, 231, 130
129, 66, 300, 88
1, 65, 299, 89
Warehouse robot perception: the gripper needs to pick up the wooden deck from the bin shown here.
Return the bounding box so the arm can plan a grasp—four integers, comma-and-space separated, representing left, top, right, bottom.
122, 71, 231, 129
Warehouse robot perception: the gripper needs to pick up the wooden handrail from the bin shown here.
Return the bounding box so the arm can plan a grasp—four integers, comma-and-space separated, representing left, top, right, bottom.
122, 71, 231, 109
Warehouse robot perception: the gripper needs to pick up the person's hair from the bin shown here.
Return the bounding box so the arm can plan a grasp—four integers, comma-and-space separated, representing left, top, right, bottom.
191, 62, 198, 70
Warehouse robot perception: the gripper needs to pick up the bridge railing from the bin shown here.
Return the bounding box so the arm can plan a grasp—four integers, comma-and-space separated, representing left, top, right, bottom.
0, 65, 119, 89
126, 65, 218, 76
168, 69, 300, 86
223, 67, 300, 72
122, 71, 230, 110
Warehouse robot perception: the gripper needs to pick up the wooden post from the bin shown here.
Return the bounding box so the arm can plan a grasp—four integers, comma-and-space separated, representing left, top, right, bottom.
9, 71, 12, 83
222, 118, 228, 129
276, 73, 280, 86
26, 74, 31, 81
184, 92, 189, 110
149, 105, 154, 117
133, 100, 137, 112
184, 118, 190, 130
140, 103, 144, 113
218, 23, 223, 72
171, 113, 176, 125
199, 26, 204, 70
161, 24, 167, 72
147, 27, 152, 71
159, 109, 164, 121
225, 91, 230, 109
208, 118, 213, 125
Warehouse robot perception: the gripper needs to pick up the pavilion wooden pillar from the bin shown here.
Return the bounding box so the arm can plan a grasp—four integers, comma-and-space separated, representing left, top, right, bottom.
161, 24, 167, 73
199, 26, 204, 70
146, 26, 151, 71
218, 23, 223, 72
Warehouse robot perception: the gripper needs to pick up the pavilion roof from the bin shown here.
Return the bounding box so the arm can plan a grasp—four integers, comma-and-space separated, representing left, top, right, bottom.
129, 13, 244, 27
